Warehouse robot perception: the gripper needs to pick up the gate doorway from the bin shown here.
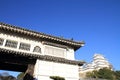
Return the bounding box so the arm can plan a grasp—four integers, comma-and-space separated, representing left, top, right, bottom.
0, 50, 37, 80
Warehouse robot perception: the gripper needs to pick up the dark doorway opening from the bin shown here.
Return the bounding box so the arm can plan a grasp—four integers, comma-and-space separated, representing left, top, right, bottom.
0, 51, 37, 80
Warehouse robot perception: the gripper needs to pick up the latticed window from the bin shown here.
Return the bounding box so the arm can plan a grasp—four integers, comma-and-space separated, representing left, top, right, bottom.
33, 46, 41, 53
19, 43, 30, 51
45, 46, 65, 58
5, 40, 18, 48
0, 38, 4, 46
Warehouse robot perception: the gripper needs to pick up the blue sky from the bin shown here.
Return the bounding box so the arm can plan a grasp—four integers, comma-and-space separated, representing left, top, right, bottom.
0, 0, 120, 77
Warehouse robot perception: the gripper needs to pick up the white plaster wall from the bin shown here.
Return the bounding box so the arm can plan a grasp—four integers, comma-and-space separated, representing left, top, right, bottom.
66, 48, 75, 60
34, 60, 79, 80
0, 33, 76, 60
44, 45, 66, 58
0, 33, 44, 55
44, 45, 75, 60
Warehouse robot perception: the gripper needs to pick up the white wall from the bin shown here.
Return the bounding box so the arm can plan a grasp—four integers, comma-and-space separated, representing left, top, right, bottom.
44, 45, 66, 58
34, 60, 79, 80
0, 33, 75, 60
0, 33, 43, 55
66, 48, 75, 60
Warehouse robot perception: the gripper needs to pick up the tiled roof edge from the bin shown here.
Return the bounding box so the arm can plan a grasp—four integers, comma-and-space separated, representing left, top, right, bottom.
0, 22, 85, 50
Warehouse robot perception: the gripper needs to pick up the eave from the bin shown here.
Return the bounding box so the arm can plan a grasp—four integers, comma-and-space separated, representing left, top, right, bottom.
0, 22, 85, 50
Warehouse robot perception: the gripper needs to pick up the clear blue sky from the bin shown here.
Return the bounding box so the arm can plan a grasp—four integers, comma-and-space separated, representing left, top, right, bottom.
0, 0, 120, 77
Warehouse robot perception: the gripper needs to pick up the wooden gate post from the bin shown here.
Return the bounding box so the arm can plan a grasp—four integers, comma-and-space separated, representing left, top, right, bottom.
23, 64, 35, 80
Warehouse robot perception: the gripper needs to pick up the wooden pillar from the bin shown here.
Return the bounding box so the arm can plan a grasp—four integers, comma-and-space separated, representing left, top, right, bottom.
23, 64, 35, 80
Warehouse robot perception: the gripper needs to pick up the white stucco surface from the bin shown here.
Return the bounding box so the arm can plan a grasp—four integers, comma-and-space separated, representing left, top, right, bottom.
34, 60, 79, 80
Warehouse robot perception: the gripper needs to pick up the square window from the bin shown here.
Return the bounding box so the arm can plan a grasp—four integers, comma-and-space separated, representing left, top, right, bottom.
5, 40, 18, 48
19, 43, 30, 51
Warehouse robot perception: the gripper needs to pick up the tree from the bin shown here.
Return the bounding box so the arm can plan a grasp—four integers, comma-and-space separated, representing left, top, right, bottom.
0, 75, 16, 80
97, 68, 115, 80
50, 76, 65, 80
17, 72, 24, 80
114, 70, 120, 80
86, 71, 95, 78
86, 68, 115, 80
0, 72, 16, 80
86, 70, 100, 79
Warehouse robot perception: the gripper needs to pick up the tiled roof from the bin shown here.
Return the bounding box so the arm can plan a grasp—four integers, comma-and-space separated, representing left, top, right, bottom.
0, 48, 85, 66
0, 22, 85, 50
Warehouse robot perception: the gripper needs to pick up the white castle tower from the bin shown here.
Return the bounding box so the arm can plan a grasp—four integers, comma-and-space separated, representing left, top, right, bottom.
92, 54, 112, 70
79, 54, 112, 79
